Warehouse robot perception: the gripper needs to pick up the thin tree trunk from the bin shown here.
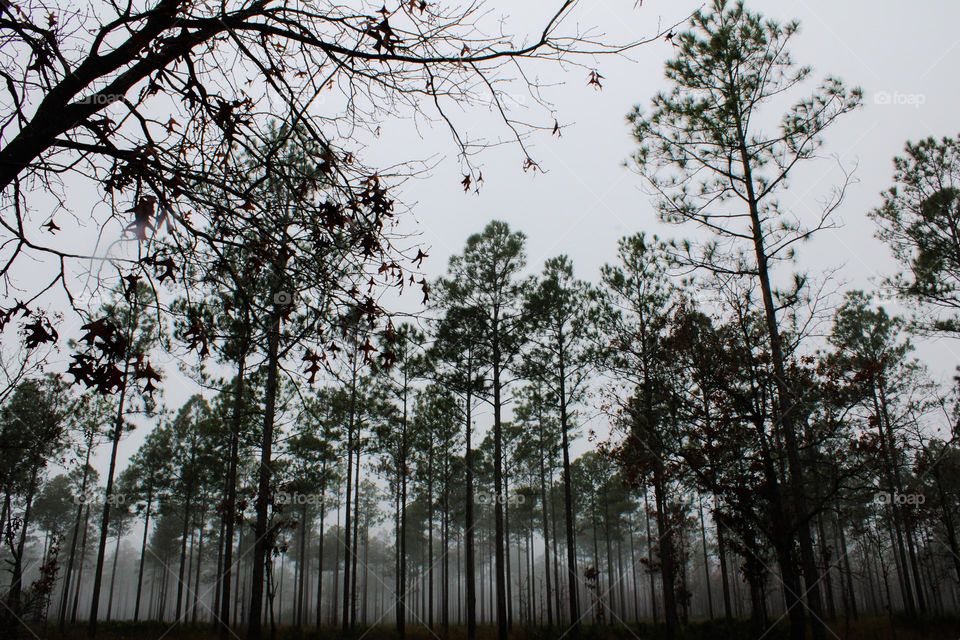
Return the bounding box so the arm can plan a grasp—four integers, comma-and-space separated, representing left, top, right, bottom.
492, 346, 508, 640
60, 436, 93, 629
504, 465, 513, 631
465, 375, 477, 640
175, 446, 197, 624
538, 413, 554, 628
442, 461, 450, 637
72, 503, 92, 623
428, 440, 435, 631
192, 513, 205, 623
106, 526, 123, 621
698, 498, 714, 620
247, 300, 283, 640
351, 445, 361, 627
87, 357, 132, 639
342, 357, 358, 632
6, 470, 39, 625
933, 462, 960, 585
134, 493, 153, 621
559, 356, 579, 637
715, 514, 733, 622
397, 366, 409, 638
297, 503, 308, 627
643, 489, 657, 626
332, 507, 340, 626
315, 486, 326, 629
219, 354, 246, 640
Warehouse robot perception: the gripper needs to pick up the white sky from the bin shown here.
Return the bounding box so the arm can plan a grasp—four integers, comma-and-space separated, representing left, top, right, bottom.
10, 0, 960, 475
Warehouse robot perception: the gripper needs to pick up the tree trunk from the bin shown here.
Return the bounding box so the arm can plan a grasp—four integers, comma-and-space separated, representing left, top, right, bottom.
643, 489, 657, 626
652, 467, 678, 638
559, 351, 579, 637
219, 354, 246, 640
504, 466, 513, 631
933, 462, 960, 585
297, 503, 308, 627
715, 514, 733, 622
836, 513, 858, 620
87, 357, 131, 639
61, 436, 93, 629
698, 498, 714, 620
604, 501, 615, 624
351, 446, 361, 627
871, 385, 917, 616
175, 453, 196, 623
247, 302, 282, 640
397, 366, 409, 638
342, 359, 357, 633
134, 492, 153, 621
6, 469, 39, 627
315, 485, 326, 629
72, 503, 92, 623
428, 439, 435, 630
737, 118, 825, 640
442, 459, 450, 637
465, 369, 477, 640
106, 526, 123, 621
192, 513, 205, 623
538, 414, 554, 628
492, 342, 508, 640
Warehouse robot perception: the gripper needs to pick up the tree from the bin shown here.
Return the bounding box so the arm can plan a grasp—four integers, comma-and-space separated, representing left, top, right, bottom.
513, 383, 560, 629
284, 405, 338, 629
870, 134, 960, 336
410, 384, 461, 632
0, 0, 652, 357
105, 469, 135, 622
375, 324, 427, 638
0, 376, 70, 633
826, 292, 932, 616
157, 395, 217, 626
627, 3, 861, 638
524, 255, 594, 636
125, 423, 171, 622
439, 220, 529, 640
665, 291, 793, 635
30, 473, 75, 623
430, 299, 486, 640
58, 394, 109, 630
595, 234, 684, 637
72, 282, 162, 638
223, 125, 389, 640
32, 475, 76, 550
175, 219, 262, 639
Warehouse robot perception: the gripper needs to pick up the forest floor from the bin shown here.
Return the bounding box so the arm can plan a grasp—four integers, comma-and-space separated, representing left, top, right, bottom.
20, 617, 960, 640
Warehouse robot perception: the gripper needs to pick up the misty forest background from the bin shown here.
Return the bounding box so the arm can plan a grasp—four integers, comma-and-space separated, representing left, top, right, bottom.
2, 1, 960, 640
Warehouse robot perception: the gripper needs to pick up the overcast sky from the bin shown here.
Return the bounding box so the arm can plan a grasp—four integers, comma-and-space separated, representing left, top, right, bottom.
390, 0, 960, 375
19, 0, 960, 474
